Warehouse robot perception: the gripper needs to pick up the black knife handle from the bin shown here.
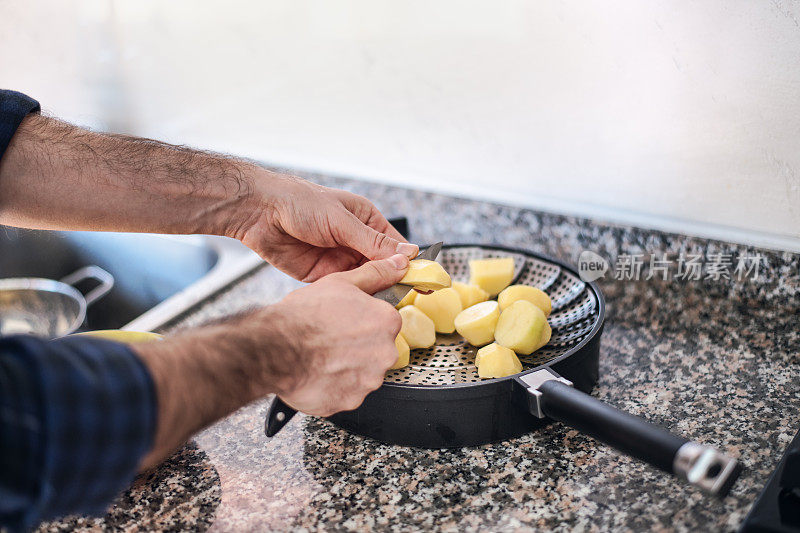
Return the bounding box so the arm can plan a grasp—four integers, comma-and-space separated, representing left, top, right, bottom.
264, 397, 297, 437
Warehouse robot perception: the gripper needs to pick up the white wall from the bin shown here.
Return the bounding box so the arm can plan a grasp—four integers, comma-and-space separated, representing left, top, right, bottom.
2, 0, 799, 251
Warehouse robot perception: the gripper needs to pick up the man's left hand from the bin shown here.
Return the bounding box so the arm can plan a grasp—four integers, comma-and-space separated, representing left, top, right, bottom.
233, 172, 418, 282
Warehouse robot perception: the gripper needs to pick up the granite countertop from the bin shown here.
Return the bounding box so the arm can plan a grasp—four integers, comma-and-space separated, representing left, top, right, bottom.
40, 174, 799, 532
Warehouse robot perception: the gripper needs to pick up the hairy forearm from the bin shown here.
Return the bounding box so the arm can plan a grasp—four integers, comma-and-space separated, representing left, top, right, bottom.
132, 309, 290, 471
0, 113, 264, 236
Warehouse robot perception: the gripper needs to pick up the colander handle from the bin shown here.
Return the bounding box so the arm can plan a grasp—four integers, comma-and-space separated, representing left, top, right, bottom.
60, 266, 115, 306
519, 369, 742, 497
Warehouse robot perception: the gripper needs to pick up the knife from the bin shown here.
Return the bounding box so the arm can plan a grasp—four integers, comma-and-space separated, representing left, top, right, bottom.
264, 241, 444, 438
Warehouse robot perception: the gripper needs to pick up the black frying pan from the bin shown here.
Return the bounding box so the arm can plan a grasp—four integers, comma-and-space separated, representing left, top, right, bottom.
266, 241, 741, 497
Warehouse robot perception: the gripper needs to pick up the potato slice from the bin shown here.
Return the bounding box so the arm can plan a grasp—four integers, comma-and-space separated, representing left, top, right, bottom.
494, 300, 548, 355
395, 289, 417, 309
475, 343, 522, 378
454, 300, 500, 346
452, 281, 489, 309
399, 305, 436, 349
468, 257, 515, 296
414, 287, 463, 334
391, 334, 410, 369
498, 285, 552, 316
399, 259, 452, 291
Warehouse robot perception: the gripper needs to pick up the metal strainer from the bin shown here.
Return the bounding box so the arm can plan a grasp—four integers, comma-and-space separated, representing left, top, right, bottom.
0, 266, 114, 338
383, 246, 593, 386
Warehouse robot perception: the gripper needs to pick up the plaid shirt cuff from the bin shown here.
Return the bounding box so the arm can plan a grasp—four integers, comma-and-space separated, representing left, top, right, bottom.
0, 335, 156, 531
0, 90, 40, 162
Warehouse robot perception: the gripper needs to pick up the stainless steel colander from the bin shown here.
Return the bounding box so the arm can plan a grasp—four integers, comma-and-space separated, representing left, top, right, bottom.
384, 246, 595, 386
0, 266, 114, 338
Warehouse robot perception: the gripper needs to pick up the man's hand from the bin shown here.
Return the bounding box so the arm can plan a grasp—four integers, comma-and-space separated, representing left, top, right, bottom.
134, 254, 408, 469
234, 173, 417, 282
0, 114, 417, 282
261, 253, 407, 414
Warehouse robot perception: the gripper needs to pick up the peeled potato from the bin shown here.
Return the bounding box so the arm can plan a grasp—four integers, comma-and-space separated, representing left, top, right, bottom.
539, 322, 552, 350
498, 285, 552, 316
399, 259, 452, 291
399, 305, 436, 349
395, 289, 417, 309
468, 257, 515, 296
452, 281, 489, 309
494, 300, 548, 355
454, 301, 500, 346
391, 334, 410, 369
476, 343, 522, 378
414, 287, 463, 334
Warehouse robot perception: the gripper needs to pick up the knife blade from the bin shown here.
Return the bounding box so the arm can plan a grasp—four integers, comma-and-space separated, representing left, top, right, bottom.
372, 241, 443, 306
265, 241, 445, 438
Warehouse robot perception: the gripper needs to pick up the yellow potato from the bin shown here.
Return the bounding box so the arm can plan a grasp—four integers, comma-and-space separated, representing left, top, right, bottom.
468, 257, 515, 296
72, 330, 162, 343
454, 301, 500, 346
399, 259, 452, 291
395, 289, 417, 309
498, 285, 552, 316
399, 305, 437, 349
494, 300, 548, 355
414, 288, 463, 334
391, 334, 410, 369
475, 343, 523, 378
539, 322, 552, 350
452, 281, 489, 309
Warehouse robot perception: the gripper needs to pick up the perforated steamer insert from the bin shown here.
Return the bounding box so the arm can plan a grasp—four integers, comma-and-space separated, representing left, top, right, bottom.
277, 244, 742, 497
383, 246, 596, 386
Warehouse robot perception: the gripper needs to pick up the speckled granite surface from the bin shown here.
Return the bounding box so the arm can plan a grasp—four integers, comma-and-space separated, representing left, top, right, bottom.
42, 173, 799, 532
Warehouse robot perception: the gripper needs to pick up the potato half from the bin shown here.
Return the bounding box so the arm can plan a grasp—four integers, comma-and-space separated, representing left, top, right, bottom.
414, 287, 463, 334
475, 343, 522, 378
454, 300, 500, 347
399, 305, 437, 349
391, 334, 410, 369
468, 257, 515, 296
452, 281, 490, 309
540, 321, 552, 348
494, 300, 548, 355
399, 259, 452, 291
498, 285, 552, 316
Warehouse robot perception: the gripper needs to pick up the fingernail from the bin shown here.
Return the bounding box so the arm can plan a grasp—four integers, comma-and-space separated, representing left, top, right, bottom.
396, 242, 419, 259
388, 253, 408, 269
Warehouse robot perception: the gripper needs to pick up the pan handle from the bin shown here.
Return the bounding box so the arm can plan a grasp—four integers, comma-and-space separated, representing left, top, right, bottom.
517, 369, 742, 497
60, 266, 115, 306
264, 397, 297, 437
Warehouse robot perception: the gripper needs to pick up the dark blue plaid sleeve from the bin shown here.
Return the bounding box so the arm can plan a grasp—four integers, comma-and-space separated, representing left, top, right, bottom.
0, 90, 40, 162
0, 335, 156, 532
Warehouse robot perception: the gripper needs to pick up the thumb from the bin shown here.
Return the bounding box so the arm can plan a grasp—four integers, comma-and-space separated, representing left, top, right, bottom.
338, 212, 419, 261
333, 254, 409, 294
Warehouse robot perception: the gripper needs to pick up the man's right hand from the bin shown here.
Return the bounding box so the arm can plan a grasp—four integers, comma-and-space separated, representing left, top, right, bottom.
258, 253, 408, 416
135, 253, 409, 469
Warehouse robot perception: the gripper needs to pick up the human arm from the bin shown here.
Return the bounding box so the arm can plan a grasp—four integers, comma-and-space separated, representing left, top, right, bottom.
0, 335, 155, 531
0, 90, 417, 281
0, 254, 407, 529
134, 254, 407, 469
